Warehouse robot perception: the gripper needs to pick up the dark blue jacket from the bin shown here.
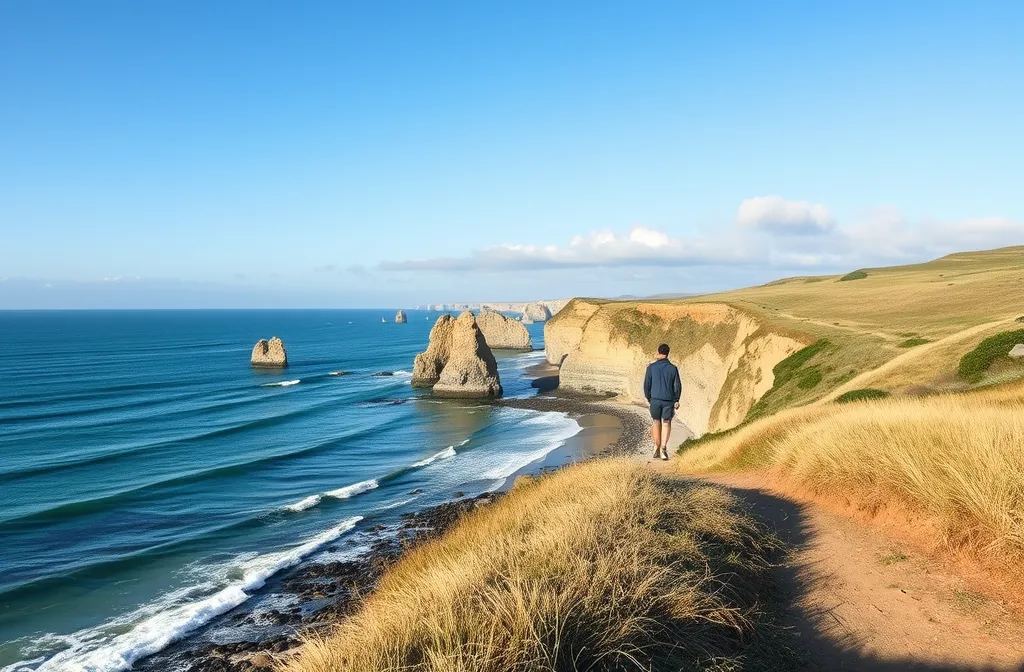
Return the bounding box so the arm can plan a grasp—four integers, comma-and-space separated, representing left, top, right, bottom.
643, 358, 682, 402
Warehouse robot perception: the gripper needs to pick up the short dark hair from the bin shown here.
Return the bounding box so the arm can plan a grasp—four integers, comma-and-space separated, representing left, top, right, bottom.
657, 343, 670, 356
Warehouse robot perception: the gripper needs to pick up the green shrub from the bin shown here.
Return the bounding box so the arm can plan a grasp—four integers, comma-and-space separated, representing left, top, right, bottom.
839, 270, 868, 282
958, 330, 1024, 381
773, 340, 831, 387
899, 337, 930, 348
836, 389, 891, 404
798, 367, 823, 389
745, 340, 834, 421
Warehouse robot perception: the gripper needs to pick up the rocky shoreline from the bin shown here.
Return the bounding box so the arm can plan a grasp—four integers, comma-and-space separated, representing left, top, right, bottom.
136, 393, 647, 672
136, 494, 503, 672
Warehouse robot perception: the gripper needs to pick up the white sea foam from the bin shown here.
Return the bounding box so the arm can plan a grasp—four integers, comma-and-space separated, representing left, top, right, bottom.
411, 446, 456, 468
261, 380, 300, 387
379, 496, 417, 510
283, 494, 322, 512
325, 479, 378, 499
476, 412, 579, 484
512, 351, 548, 368
15, 517, 362, 672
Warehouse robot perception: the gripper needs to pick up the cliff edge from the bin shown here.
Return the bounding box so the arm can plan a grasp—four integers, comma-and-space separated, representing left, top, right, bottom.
545, 299, 804, 435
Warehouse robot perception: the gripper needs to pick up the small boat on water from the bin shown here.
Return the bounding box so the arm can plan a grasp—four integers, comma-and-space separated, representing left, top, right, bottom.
381, 317, 387, 323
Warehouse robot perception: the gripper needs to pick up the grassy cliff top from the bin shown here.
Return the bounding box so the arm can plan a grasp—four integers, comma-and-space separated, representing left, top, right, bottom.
551, 246, 1024, 418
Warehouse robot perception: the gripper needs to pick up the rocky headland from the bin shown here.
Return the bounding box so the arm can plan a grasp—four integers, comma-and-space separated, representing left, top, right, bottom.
250, 337, 288, 368
476, 308, 532, 350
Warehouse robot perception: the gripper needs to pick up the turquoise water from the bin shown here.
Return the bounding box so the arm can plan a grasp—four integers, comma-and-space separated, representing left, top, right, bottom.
0, 310, 577, 671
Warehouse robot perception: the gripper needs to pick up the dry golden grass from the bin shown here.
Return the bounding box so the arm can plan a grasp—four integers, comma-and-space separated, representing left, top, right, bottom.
676, 386, 1024, 565
824, 318, 1022, 398
282, 459, 777, 672
697, 246, 1024, 341
577, 248, 1024, 415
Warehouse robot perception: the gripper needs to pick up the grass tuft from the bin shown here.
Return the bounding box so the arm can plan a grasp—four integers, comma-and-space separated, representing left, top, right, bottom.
678, 388, 1024, 567
957, 329, 1024, 381
898, 337, 931, 348
878, 551, 909, 566
284, 460, 778, 672
835, 389, 891, 404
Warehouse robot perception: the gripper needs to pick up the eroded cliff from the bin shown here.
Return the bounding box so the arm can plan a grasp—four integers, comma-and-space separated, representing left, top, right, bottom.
545, 299, 805, 435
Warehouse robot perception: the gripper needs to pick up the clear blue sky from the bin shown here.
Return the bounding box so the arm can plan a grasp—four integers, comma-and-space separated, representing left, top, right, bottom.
2, 1, 1022, 308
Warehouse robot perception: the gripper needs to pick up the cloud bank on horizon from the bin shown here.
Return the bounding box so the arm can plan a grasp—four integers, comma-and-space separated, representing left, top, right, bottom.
380, 196, 1023, 275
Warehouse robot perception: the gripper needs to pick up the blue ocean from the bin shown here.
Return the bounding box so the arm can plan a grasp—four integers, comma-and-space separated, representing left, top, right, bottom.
0, 310, 581, 672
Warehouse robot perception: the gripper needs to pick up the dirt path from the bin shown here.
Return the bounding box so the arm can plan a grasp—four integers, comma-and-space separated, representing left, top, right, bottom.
644, 461, 1024, 670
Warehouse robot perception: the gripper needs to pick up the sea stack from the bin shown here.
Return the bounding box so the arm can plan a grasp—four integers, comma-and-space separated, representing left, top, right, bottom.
412, 315, 456, 388
523, 302, 551, 322
412, 312, 502, 398
395, 310, 408, 324
251, 337, 288, 368
476, 308, 532, 350
433, 312, 503, 398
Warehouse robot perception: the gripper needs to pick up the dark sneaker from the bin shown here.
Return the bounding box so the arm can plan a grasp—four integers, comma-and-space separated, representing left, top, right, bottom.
653, 446, 661, 459
661, 447, 669, 461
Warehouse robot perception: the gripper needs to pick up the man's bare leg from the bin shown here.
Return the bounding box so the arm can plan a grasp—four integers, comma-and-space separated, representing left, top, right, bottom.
661, 420, 672, 458
651, 420, 662, 458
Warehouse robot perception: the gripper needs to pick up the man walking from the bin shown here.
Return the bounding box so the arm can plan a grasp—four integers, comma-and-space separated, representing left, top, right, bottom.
643, 343, 682, 460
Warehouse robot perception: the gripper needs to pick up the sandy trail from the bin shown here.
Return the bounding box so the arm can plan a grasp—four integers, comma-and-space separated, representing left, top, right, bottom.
643, 456, 1024, 670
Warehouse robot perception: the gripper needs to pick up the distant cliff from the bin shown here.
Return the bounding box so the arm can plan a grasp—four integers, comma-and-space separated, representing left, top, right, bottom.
415, 300, 569, 316
545, 299, 805, 436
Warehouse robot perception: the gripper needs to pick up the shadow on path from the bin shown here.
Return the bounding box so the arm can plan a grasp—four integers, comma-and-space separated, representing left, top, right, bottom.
719, 483, 1024, 672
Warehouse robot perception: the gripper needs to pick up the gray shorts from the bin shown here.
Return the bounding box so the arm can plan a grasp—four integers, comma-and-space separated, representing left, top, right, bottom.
649, 400, 675, 421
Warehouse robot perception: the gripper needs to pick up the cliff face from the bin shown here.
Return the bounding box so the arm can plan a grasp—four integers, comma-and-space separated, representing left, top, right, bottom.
545, 300, 804, 436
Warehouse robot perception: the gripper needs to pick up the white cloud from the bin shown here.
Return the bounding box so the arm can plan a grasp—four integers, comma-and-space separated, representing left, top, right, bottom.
736, 196, 835, 235
379, 226, 750, 272
378, 199, 1023, 275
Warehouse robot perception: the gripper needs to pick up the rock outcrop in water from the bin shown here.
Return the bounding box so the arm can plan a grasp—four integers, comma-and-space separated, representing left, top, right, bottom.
412, 315, 456, 388
545, 300, 803, 436
522, 302, 551, 322
433, 312, 503, 398
395, 310, 407, 324
412, 312, 502, 398
476, 308, 532, 350
251, 337, 288, 368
